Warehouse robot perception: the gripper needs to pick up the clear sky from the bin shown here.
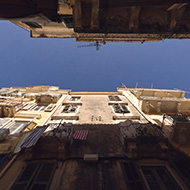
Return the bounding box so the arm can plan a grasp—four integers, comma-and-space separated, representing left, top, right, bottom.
0, 20, 190, 92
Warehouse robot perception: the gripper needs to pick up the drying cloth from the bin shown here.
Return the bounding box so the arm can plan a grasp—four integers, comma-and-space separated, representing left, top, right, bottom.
72, 130, 89, 140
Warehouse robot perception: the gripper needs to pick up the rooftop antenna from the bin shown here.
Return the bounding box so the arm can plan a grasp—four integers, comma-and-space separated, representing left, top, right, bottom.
77, 41, 101, 51
120, 83, 127, 88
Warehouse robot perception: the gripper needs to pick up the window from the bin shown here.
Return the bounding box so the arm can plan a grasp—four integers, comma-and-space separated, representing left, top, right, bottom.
44, 104, 56, 112
11, 162, 57, 190
23, 103, 37, 111
62, 15, 73, 28
121, 161, 146, 190
31, 105, 47, 112
62, 105, 77, 113
141, 166, 181, 190
70, 96, 81, 101
22, 22, 42, 28
0, 118, 12, 128
108, 95, 121, 101
6, 121, 29, 135
113, 104, 130, 113
0, 153, 9, 165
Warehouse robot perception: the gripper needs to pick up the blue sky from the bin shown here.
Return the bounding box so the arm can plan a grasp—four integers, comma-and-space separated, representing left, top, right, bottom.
0, 20, 190, 92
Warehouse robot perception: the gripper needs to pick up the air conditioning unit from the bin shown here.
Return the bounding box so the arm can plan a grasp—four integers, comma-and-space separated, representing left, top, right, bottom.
84, 154, 98, 161
0, 129, 10, 141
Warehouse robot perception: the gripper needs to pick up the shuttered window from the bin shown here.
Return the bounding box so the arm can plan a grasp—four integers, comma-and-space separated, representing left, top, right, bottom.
22, 22, 42, 28
70, 96, 81, 101
141, 166, 181, 190
62, 15, 73, 28
44, 104, 56, 112
113, 104, 130, 113
108, 95, 121, 101
171, 160, 190, 188
0, 118, 12, 128
23, 103, 37, 111
6, 121, 29, 135
11, 162, 57, 190
32, 105, 47, 111
62, 105, 77, 113
121, 161, 146, 190
0, 153, 9, 165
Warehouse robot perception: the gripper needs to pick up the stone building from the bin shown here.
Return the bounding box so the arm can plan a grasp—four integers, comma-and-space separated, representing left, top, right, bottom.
0, 85, 190, 189
1, 0, 190, 42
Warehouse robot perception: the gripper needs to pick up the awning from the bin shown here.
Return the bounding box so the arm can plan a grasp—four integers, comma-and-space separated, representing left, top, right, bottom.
21, 126, 47, 148
72, 130, 89, 140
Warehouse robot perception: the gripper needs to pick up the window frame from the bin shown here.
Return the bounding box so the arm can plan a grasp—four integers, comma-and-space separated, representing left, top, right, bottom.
108, 95, 122, 101
112, 103, 130, 114
139, 164, 183, 190
70, 96, 81, 101
2, 118, 32, 135
120, 160, 147, 190
30, 105, 47, 112
62, 105, 77, 113
11, 161, 57, 190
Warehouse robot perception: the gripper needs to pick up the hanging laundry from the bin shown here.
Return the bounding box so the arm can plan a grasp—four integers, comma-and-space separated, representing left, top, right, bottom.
72, 130, 89, 140
21, 126, 48, 148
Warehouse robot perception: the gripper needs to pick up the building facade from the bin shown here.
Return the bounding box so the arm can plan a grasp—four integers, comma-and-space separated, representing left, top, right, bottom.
0, 85, 190, 189
1, 0, 190, 42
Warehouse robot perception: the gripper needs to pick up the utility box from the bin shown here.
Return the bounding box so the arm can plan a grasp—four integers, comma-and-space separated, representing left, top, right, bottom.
84, 154, 98, 161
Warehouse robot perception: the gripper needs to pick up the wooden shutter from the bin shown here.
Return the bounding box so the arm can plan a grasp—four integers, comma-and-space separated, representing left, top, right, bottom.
171, 160, 190, 188
121, 161, 146, 190
11, 163, 39, 190
141, 166, 181, 190
11, 162, 57, 190
0, 153, 9, 165
29, 162, 57, 190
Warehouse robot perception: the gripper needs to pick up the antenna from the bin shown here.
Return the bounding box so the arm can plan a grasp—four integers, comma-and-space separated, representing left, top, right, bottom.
77, 41, 101, 51
120, 83, 127, 88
